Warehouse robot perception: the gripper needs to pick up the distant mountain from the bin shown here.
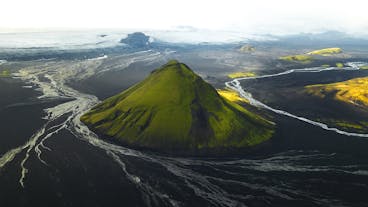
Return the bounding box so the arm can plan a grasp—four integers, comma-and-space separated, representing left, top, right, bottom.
81, 60, 274, 153
120, 32, 151, 48
306, 47, 342, 56
261, 31, 368, 47
280, 31, 350, 41
239, 44, 255, 53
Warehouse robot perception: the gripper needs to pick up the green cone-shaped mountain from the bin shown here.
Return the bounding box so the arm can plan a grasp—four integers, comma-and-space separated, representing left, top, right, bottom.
81, 60, 274, 151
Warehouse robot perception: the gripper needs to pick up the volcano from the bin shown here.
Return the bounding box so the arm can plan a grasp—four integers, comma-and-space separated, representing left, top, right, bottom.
81, 60, 274, 152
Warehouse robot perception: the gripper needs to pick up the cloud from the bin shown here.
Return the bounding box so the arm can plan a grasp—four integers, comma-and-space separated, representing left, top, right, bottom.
0, 0, 367, 35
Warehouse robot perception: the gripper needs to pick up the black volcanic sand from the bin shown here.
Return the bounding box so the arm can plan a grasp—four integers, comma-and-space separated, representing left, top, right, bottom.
0, 78, 46, 154
269, 113, 368, 156
0, 78, 75, 154
0, 130, 148, 207
241, 69, 368, 132
2, 105, 368, 207
69, 58, 168, 100
1, 76, 368, 207
0, 77, 146, 206
69, 49, 261, 100
2, 49, 368, 206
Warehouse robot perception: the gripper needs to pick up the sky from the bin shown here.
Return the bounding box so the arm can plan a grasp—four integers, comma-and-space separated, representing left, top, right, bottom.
1, 0, 368, 35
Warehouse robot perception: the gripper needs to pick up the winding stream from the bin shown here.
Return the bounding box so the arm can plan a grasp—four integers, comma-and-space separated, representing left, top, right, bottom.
225, 62, 368, 138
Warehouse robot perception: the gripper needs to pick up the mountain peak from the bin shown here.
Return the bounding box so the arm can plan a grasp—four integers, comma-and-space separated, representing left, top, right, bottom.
165, 59, 180, 65
120, 32, 151, 48
154, 59, 185, 72
81, 61, 274, 154
152, 60, 195, 77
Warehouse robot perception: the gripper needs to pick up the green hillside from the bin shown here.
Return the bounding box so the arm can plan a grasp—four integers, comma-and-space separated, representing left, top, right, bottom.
81, 60, 274, 151
307, 47, 342, 56
279, 55, 313, 63
279, 47, 342, 64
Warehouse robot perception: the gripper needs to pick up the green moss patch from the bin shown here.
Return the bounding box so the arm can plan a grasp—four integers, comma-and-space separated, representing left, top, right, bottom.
0, 69, 10, 77
279, 55, 313, 63
307, 48, 342, 56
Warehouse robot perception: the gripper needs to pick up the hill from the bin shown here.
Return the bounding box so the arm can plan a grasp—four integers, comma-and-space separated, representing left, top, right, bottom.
307, 47, 342, 56
227, 72, 256, 79
81, 60, 274, 153
239, 44, 255, 53
120, 32, 151, 48
279, 54, 313, 63
305, 77, 368, 108
279, 47, 343, 64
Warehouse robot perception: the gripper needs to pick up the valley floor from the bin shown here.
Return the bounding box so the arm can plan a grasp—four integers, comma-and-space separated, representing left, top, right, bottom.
0, 42, 368, 207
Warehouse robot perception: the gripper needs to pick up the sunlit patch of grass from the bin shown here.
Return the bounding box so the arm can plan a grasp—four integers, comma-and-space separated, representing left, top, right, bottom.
0, 69, 10, 77
317, 119, 368, 133
318, 118, 368, 132
279, 55, 313, 63
239, 45, 256, 52
336, 63, 344, 68
228, 72, 256, 79
307, 47, 342, 56
335, 121, 364, 130
217, 89, 249, 104
279, 47, 343, 64
305, 77, 368, 107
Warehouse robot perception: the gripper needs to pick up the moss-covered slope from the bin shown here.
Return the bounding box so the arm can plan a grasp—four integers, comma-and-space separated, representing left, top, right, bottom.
305, 77, 368, 108
81, 60, 274, 151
